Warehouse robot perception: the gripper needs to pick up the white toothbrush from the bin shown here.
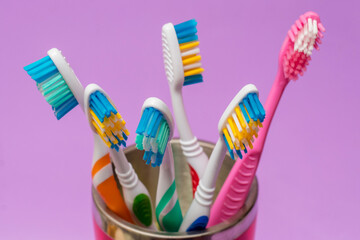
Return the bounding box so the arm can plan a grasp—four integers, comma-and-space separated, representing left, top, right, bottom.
162, 19, 208, 196
135, 97, 183, 232
179, 84, 266, 232
84, 83, 157, 230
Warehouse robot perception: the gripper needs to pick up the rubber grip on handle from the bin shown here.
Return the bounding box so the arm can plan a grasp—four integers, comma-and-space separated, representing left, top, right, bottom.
188, 164, 200, 197
220, 153, 258, 219
186, 216, 209, 232
133, 194, 153, 227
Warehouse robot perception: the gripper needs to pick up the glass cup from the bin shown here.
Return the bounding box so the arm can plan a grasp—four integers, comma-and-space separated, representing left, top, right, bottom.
92, 139, 258, 240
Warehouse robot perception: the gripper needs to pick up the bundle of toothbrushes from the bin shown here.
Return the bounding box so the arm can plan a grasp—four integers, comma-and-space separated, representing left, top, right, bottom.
23, 12, 324, 233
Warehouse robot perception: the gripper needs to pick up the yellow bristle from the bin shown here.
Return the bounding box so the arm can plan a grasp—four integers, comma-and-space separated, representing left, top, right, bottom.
228, 118, 240, 142
90, 110, 105, 129
179, 41, 199, 51
124, 129, 130, 136
182, 55, 201, 65
247, 137, 253, 149
92, 121, 111, 147
182, 54, 197, 60
184, 68, 204, 77
235, 107, 247, 131
223, 128, 234, 150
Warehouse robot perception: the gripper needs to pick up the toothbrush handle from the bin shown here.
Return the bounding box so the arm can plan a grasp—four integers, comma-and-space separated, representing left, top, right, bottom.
170, 88, 208, 195
180, 137, 208, 196
207, 150, 260, 226
112, 149, 157, 230
208, 70, 288, 226
156, 143, 183, 232
180, 139, 227, 232
91, 134, 133, 223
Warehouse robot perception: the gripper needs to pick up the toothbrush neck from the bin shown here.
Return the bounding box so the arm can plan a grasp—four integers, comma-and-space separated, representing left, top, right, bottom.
115, 163, 138, 190
201, 138, 226, 189
254, 69, 288, 153
110, 148, 130, 174
170, 87, 195, 141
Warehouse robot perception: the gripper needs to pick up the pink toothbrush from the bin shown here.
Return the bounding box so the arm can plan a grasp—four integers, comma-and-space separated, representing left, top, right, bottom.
208, 11, 325, 226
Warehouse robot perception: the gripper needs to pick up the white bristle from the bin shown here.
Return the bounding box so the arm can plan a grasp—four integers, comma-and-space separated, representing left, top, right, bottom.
226, 123, 236, 143
232, 113, 243, 134
181, 47, 200, 57
294, 18, 318, 56
183, 62, 202, 71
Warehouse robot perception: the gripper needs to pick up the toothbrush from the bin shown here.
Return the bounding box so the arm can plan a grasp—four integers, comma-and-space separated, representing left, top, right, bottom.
23, 48, 134, 223
179, 84, 266, 232
84, 84, 157, 230
135, 97, 183, 232
208, 12, 325, 227
162, 19, 208, 196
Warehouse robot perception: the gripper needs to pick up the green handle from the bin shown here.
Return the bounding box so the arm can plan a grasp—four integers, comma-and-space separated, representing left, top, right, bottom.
133, 194, 152, 226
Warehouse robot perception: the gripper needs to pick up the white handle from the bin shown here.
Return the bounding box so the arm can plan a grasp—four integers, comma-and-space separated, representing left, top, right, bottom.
179, 138, 227, 232
111, 149, 157, 230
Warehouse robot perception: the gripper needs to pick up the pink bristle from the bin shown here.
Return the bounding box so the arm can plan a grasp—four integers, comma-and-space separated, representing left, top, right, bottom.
318, 23, 326, 32
283, 12, 324, 81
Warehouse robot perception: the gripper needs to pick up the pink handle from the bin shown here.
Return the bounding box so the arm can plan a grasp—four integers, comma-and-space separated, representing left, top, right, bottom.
208, 69, 288, 227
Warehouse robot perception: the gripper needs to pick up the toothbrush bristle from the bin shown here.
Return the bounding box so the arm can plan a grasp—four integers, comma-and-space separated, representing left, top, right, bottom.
89, 91, 129, 151
135, 107, 170, 167
24, 55, 78, 120
223, 93, 265, 160
174, 19, 204, 86
284, 14, 325, 80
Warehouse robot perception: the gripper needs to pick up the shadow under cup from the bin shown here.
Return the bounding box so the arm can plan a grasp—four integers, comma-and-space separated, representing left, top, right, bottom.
92, 139, 258, 240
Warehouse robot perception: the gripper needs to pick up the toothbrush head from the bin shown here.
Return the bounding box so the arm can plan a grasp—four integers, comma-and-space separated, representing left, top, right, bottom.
281, 11, 325, 81
84, 84, 130, 151
162, 19, 204, 89
24, 48, 84, 119
135, 97, 174, 167
218, 84, 266, 160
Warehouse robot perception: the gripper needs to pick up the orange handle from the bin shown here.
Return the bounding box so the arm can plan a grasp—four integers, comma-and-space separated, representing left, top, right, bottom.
92, 153, 134, 223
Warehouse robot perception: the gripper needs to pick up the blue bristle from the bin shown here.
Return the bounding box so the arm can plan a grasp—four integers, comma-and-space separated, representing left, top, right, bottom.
151, 158, 158, 168
24, 56, 59, 83
143, 151, 150, 161
136, 108, 150, 134
243, 98, 255, 120
24, 54, 79, 120
90, 99, 104, 122
174, 19, 197, 32
91, 95, 107, 119
55, 97, 78, 120
184, 74, 203, 86
235, 149, 243, 159
156, 154, 163, 166
248, 94, 260, 121
150, 113, 163, 138
176, 27, 198, 39
90, 91, 117, 122
223, 134, 234, 160
122, 132, 128, 141
146, 110, 160, 136
114, 134, 126, 148
24, 56, 51, 71
97, 91, 116, 117
178, 35, 198, 44
146, 151, 152, 165
239, 103, 250, 123
252, 93, 266, 121
174, 19, 199, 44
243, 145, 248, 154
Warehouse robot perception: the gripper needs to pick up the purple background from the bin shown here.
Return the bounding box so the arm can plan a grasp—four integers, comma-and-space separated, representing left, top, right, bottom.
1, 0, 359, 239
